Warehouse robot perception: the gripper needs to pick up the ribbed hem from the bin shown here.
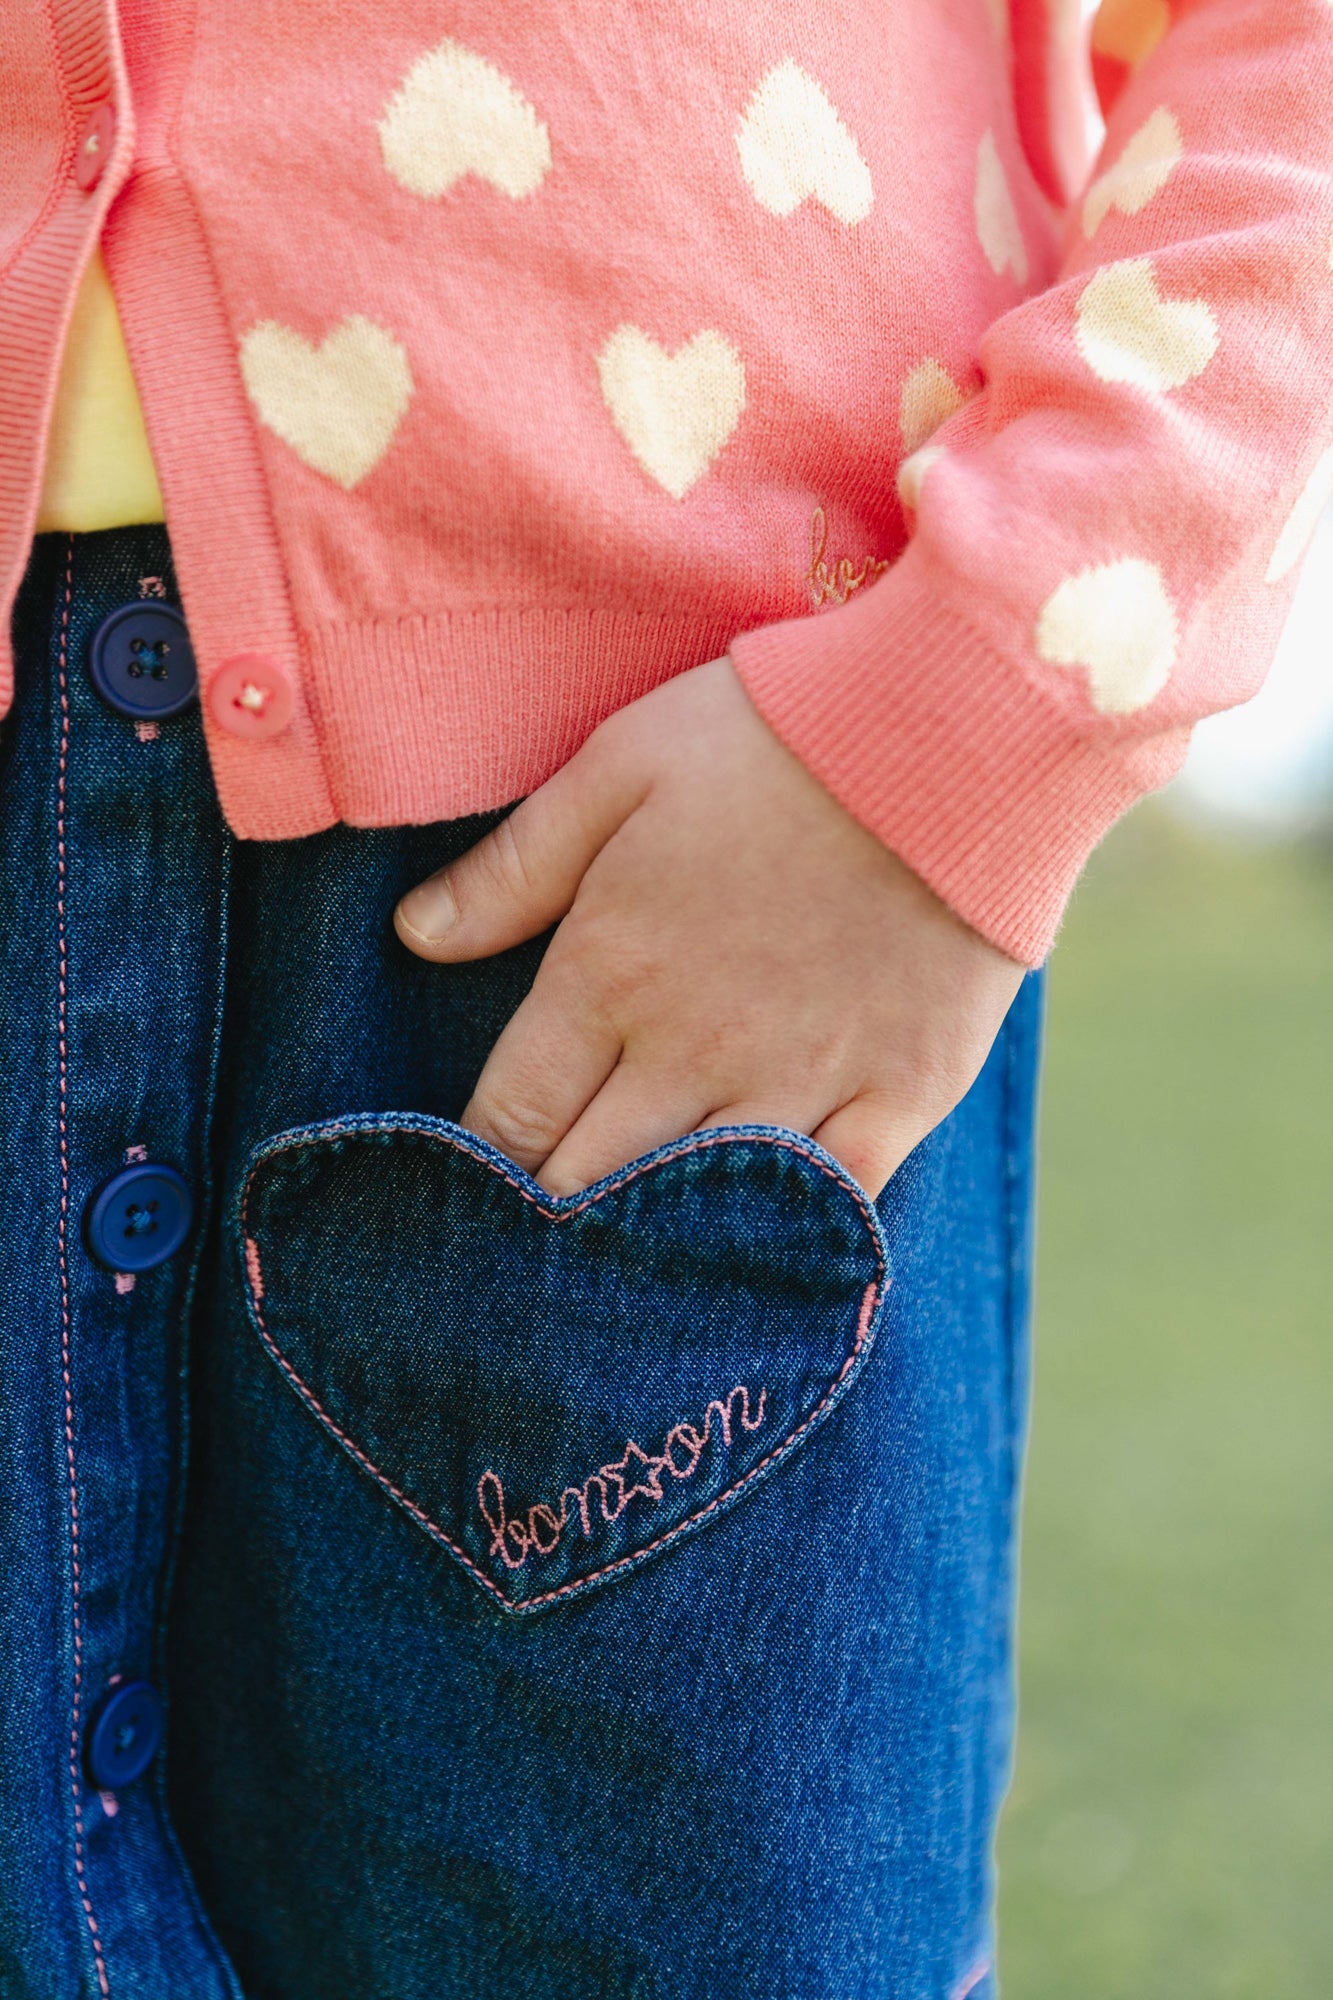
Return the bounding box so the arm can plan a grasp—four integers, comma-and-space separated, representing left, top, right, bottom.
729, 549, 1186, 965
301, 609, 740, 830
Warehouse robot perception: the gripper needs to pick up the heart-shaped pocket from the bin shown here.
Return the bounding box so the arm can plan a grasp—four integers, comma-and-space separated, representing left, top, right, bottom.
238, 1117, 889, 1614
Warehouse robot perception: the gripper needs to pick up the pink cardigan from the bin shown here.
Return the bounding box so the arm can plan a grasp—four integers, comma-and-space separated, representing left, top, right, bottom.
4, 1, 1332, 963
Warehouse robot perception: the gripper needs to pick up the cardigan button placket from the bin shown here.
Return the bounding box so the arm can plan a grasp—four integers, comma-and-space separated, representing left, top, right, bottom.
207, 654, 296, 740
74, 104, 116, 193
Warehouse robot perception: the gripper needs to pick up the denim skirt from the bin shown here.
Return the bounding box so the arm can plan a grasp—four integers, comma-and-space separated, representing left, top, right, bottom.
0, 527, 1041, 2000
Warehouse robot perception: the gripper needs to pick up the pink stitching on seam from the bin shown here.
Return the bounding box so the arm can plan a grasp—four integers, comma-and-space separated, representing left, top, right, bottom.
476, 1384, 768, 1573
244, 1235, 264, 1304
240, 1126, 886, 1612
56, 540, 111, 1998
951, 1959, 990, 2000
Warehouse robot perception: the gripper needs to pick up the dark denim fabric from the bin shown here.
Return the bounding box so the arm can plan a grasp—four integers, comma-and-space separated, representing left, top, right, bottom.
0, 527, 1041, 2000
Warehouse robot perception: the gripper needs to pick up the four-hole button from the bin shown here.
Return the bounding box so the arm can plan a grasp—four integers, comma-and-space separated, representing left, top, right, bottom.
84, 1161, 193, 1273
89, 603, 198, 720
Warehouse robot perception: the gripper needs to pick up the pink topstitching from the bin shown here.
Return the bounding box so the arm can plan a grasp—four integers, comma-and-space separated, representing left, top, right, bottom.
477, 1382, 769, 1572
951, 1959, 991, 2000
240, 1124, 887, 1612
56, 541, 110, 1998
244, 1234, 265, 1304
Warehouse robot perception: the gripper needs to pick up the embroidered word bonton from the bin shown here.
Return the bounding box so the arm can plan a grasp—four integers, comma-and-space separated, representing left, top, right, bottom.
478, 1383, 769, 1572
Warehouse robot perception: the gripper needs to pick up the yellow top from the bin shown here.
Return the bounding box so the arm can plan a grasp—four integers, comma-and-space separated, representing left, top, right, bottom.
36, 247, 165, 533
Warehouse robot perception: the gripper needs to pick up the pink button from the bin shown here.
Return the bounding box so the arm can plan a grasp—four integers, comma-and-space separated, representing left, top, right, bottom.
75, 104, 116, 193
207, 655, 295, 741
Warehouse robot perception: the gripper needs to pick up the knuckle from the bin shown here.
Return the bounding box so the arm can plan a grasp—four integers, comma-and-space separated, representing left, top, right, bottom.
556, 913, 645, 1017
471, 1085, 562, 1166
585, 951, 643, 1020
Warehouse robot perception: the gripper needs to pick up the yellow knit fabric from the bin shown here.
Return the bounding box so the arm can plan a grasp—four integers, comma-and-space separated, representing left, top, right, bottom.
36, 248, 165, 533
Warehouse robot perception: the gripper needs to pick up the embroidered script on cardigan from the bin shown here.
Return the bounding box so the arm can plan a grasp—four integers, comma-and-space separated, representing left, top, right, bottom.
806, 506, 891, 608
477, 1383, 769, 1572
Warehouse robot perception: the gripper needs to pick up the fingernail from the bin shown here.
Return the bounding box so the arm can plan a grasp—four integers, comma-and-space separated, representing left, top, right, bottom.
397, 877, 458, 943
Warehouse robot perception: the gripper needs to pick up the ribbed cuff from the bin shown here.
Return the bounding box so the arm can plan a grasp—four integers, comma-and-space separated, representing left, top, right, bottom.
729, 549, 1183, 965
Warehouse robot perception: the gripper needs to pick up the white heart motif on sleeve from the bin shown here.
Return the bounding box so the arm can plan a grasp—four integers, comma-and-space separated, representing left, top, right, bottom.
896, 445, 945, 512
1266, 443, 1333, 584
975, 130, 1028, 283
596, 327, 747, 499
379, 39, 551, 200
1036, 559, 1178, 714
899, 358, 967, 455
1082, 105, 1182, 238
1075, 259, 1218, 392
736, 61, 873, 225
239, 316, 414, 489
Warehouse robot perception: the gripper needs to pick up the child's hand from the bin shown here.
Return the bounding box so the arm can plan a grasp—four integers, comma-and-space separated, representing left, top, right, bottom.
395, 658, 1024, 1198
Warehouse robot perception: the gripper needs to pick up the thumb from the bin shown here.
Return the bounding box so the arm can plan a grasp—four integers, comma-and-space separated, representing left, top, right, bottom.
394, 733, 643, 963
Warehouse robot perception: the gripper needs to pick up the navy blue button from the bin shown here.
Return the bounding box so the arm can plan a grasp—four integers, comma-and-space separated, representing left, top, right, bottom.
89, 602, 198, 719
84, 1161, 193, 1272
86, 1681, 163, 1790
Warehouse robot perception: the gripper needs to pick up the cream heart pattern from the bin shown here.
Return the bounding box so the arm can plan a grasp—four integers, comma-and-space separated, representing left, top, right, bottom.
899, 358, 967, 455
240, 316, 413, 489
736, 60, 872, 225
379, 39, 551, 200
975, 130, 1028, 283
896, 445, 945, 513
597, 327, 746, 499
1083, 106, 1182, 238
1266, 443, 1333, 584
1075, 258, 1218, 392
1036, 558, 1178, 715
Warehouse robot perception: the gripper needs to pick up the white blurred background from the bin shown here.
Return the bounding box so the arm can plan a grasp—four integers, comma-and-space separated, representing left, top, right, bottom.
1169, 504, 1333, 843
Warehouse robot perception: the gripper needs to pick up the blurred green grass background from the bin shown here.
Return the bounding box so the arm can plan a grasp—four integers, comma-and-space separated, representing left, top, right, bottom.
997, 805, 1333, 1996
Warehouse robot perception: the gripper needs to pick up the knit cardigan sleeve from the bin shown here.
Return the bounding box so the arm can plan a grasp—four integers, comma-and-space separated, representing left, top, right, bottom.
729, 0, 1333, 965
